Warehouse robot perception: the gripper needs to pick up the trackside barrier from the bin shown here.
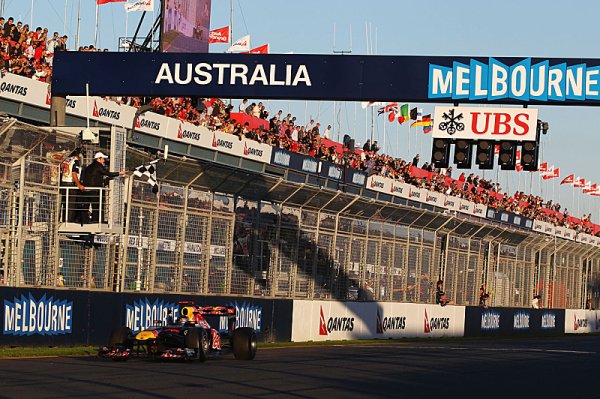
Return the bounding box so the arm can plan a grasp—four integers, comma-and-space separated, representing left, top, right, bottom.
564, 309, 600, 333
464, 307, 565, 337
291, 300, 466, 342
0, 287, 293, 346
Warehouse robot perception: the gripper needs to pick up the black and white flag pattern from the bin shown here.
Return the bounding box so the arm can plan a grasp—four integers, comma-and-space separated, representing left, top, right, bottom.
133, 159, 159, 193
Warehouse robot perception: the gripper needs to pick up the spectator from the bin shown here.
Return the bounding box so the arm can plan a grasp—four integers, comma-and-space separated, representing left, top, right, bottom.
435, 280, 452, 306
363, 139, 371, 152
245, 102, 255, 115
324, 125, 332, 139
238, 98, 248, 112
371, 140, 379, 153
479, 284, 489, 308
531, 292, 541, 309
412, 154, 420, 167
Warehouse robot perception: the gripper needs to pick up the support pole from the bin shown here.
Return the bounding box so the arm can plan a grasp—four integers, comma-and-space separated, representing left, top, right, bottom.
50, 95, 66, 127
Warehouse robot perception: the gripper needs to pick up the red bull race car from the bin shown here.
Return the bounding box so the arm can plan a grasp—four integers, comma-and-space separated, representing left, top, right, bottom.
99, 301, 257, 362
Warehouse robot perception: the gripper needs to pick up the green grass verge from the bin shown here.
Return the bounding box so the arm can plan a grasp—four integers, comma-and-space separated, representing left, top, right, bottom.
0, 346, 97, 358
0, 333, 594, 358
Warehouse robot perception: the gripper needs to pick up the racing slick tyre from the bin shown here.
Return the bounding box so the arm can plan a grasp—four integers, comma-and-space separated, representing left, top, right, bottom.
185, 328, 210, 362
108, 327, 132, 347
107, 327, 133, 362
232, 327, 257, 360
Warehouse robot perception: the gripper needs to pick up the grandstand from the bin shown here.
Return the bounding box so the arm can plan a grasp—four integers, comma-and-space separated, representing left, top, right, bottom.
0, 13, 598, 311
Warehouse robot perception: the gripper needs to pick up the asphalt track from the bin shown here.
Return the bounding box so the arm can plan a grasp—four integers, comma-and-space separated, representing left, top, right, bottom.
0, 336, 597, 398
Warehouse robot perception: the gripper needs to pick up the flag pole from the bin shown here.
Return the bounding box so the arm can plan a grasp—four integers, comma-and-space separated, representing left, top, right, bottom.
94, 3, 99, 48
76, 0, 81, 49
63, 0, 68, 36
30, 0, 34, 27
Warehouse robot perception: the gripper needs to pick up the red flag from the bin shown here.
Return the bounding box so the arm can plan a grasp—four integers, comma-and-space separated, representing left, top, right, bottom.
516, 164, 523, 172
574, 177, 586, 188
97, 0, 125, 4
242, 44, 269, 54
560, 174, 574, 185
209, 26, 230, 43
553, 168, 560, 178
538, 162, 548, 172
584, 183, 598, 194
494, 145, 500, 155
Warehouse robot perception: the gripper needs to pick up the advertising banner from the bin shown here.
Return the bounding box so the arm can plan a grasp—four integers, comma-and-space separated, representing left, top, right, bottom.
0, 72, 49, 109
472, 203, 488, 218
320, 161, 344, 181
407, 186, 428, 204
444, 196, 462, 212
344, 169, 367, 186
464, 307, 565, 337
554, 226, 565, 238
565, 309, 600, 334
458, 199, 474, 215
432, 106, 538, 142
161, 0, 211, 53
563, 228, 576, 241
366, 175, 392, 194
424, 191, 445, 207
390, 181, 411, 198
291, 300, 465, 342
53, 53, 600, 106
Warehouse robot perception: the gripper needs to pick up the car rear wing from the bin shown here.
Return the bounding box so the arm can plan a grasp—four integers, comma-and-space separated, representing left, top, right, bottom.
197, 306, 236, 316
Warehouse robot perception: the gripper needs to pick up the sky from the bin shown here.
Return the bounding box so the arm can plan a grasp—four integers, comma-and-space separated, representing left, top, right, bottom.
4, 0, 600, 221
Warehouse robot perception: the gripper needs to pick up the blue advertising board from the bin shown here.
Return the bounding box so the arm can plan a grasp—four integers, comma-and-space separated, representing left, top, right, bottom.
52, 52, 600, 105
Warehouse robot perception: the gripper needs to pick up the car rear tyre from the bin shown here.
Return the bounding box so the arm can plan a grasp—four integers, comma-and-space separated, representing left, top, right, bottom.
185, 329, 209, 362
232, 327, 257, 360
108, 327, 132, 347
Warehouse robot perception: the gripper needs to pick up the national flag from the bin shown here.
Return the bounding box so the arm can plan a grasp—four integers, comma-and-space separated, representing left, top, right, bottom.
133, 160, 159, 193
209, 26, 230, 43
412, 113, 431, 128
574, 177, 586, 188
410, 107, 418, 120
227, 35, 250, 52
560, 174, 574, 185
538, 162, 548, 172
124, 0, 153, 12
410, 108, 423, 127
98, 0, 126, 4
397, 104, 409, 124
584, 183, 598, 194
421, 115, 433, 133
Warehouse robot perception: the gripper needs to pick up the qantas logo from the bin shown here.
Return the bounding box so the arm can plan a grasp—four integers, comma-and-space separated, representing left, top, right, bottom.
135, 117, 160, 131
574, 314, 588, 330
243, 141, 263, 157
0, 82, 27, 97
212, 133, 233, 149
376, 309, 406, 334
370, 179, 384, 189
319, 306, 328, 335
177, 123, 201, 140
92, 101, 120, 120
318, 306, 354, 335
424, 309, 450, 333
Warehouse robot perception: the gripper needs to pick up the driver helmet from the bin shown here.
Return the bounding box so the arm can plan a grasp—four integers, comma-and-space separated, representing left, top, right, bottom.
178, 317, 189, 325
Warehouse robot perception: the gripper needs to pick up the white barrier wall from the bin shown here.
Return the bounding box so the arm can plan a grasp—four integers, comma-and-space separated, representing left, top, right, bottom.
565, 309, 600, 333
291, 300, 465, 342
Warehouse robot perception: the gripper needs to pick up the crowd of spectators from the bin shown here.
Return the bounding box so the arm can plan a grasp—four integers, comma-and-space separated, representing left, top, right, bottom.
1, 14, 596, 236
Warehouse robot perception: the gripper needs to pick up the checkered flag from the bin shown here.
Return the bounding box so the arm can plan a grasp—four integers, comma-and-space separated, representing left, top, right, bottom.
133, 159, 159, 193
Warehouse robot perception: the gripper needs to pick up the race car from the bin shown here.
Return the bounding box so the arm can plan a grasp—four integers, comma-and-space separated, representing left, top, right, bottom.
99, 301, 257, 362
